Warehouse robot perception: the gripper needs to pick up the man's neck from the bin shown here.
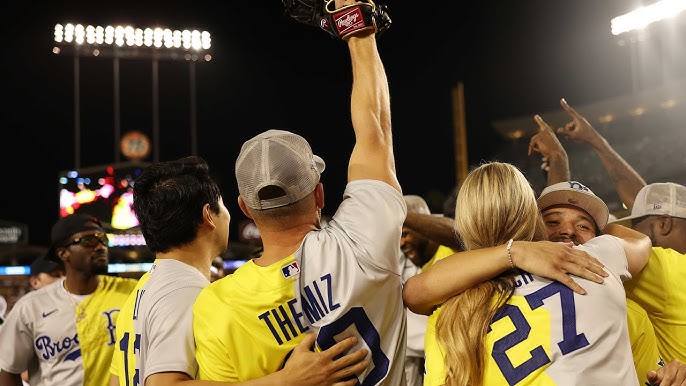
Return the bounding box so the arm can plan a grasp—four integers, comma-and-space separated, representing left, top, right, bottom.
254, 224, 317, 267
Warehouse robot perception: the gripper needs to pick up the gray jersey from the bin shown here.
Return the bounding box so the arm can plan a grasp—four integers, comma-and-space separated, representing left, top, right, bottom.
133, 259, 209, 382
294, 180, 407, 386
0, 280, 81, 386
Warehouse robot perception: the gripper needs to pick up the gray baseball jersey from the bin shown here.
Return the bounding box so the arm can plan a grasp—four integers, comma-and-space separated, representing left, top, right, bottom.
0, 280, 81, 386
294, 180, 408, 386
192, 180, 407, 384
112, 259, 209, 384
0, 275, 136, 386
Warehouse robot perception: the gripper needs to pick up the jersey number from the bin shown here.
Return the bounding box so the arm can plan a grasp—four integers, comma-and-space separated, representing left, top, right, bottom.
490, 282, 589, 385
316, 307, 389, 385
118, 332, 141, 386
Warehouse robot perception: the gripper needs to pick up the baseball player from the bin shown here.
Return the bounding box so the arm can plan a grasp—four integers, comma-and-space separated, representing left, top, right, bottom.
401, 195, 458, 270
537, 180, 665, 385
0, 213, 137, 386
615, 182, 686, 364
406, 163, 651, 385
399, 195, 457, 386
546, 98, 686, 363
192, 1, 405, 384
529, 109, 686, 383
109, 156, 365, 386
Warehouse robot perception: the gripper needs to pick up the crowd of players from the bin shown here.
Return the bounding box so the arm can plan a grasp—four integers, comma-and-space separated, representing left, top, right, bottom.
0, 1, 684, 385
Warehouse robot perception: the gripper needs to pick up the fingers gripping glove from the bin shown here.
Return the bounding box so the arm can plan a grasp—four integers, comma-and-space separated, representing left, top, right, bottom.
283, 0, 391, 40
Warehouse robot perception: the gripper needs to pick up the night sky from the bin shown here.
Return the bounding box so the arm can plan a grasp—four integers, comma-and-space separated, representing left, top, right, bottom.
2, 1, 672, 248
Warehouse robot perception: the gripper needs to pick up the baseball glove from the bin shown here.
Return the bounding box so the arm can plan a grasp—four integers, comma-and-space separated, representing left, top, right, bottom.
283, 0, 391, 40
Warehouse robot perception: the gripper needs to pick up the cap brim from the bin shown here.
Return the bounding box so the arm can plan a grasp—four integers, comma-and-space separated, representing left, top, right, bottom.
538, 190, 609, 230
30, 256, 62, 275
611, 212, 644, 223
43, 245, 60, 262
313, 155, 325, 174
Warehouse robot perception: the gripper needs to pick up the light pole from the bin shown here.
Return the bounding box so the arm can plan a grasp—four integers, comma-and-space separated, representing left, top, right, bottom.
52, 23, 212, 166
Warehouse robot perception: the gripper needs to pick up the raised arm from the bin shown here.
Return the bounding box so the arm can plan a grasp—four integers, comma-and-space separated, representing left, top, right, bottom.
403, 240, 607, 315
344, 7, 399, 191
558, 98, 646, 209
528, 114, 570, 185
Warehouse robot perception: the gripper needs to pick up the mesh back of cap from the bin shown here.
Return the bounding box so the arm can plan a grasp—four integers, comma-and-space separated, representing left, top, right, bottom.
236, 130, 321, 209
641, 183, 686, 218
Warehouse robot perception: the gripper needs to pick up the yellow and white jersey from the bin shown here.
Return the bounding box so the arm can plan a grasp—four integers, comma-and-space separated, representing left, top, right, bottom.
0, 275, 136, 386
625, 247, 686, 362
424, 235, 638, 386
193, 179, 407, 385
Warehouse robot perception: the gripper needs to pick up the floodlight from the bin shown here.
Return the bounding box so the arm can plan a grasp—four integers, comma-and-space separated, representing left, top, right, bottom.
611, 0, 686, 36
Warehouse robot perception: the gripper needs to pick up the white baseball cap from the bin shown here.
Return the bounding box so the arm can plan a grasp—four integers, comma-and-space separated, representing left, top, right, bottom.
235, 129, 325, 210
404, 195, 431, 215
613, 182, 686, 223
537, 181, 609, 230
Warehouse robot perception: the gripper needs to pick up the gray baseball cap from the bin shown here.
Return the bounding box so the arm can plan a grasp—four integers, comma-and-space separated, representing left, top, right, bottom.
235, 129, 325, 210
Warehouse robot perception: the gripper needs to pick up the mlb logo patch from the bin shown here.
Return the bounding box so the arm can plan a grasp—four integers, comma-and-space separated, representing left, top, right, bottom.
282, 261, 300, 279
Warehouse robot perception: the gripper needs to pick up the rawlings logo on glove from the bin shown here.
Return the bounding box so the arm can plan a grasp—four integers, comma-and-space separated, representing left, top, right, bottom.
283, 0, 391, 40
332, 7, 365, 36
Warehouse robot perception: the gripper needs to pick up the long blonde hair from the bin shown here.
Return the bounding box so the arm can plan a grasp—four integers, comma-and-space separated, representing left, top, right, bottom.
436, 162, 547, 386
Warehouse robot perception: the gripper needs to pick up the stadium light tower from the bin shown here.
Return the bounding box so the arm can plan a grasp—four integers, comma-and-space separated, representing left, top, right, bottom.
611, 0, 686, 36
52, 23, 212, 167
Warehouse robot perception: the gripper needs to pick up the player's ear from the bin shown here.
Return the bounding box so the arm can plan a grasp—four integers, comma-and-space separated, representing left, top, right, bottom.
203, 203, 216, 231
56, 247, 69, 263
657, 215, 672, 235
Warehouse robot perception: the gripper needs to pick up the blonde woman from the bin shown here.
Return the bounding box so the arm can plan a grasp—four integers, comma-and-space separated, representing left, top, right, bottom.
403, 162, 651, 386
